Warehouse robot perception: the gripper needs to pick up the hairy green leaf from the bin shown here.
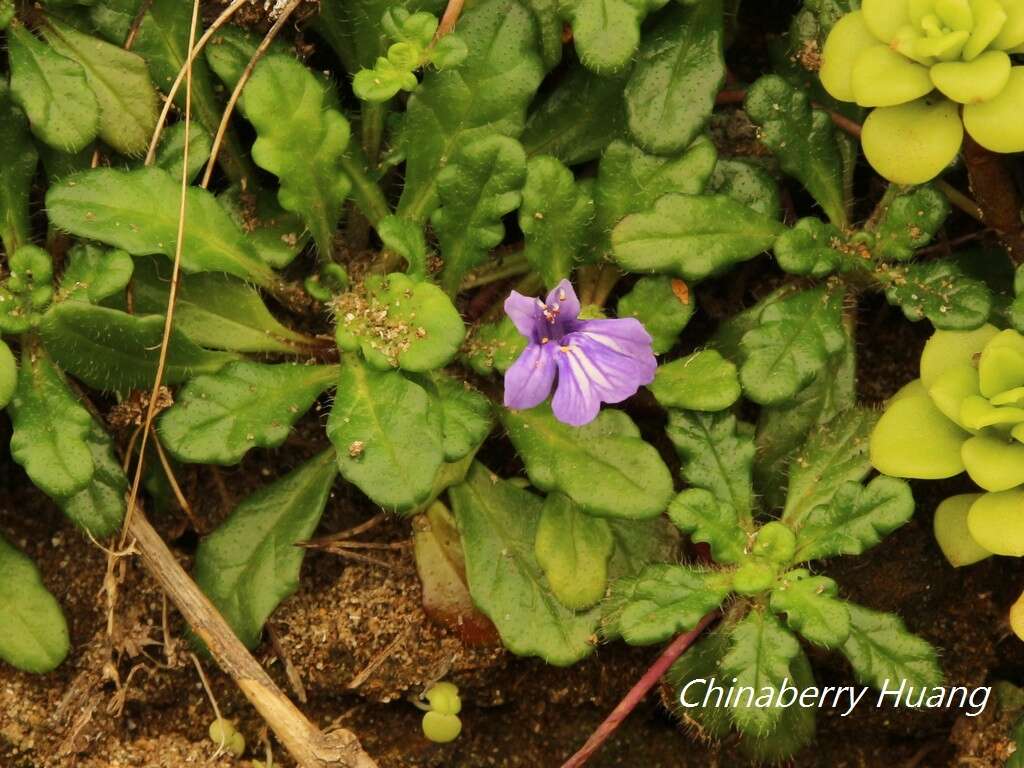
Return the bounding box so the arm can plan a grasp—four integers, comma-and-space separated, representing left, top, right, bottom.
0, 340, 15, 410
462, 316, 527, 375
56, 420, 127, 538
739, 285, 846, 405
425, 373, 493, 462
668, 488, 747, 565
152, 122, 212, 184
431, 135, 527, 294
194, 450, 337, 648
378, 215, 429, 281
840, 604, 943, 692
0, 245, 54, 334
773, 218, 847, 277
535, 493, 614, 610
39, 302, 237, 391
870, 184, 950, 262
879, 261, 992, 331
770, 571, 850, 648
203, 25, 292, 88
503, 405, 674, 520
522, 0, 562, 68
0, 84, 37, 254
8, 25, 99, 152
612, 194, 784, 280
624, 0, 724, 155
745, 75, 847, 228
617, 276, 695, 355
667, 410, 755, 518
241, 55, 352, 255
58, 244, 133, 304
217, 185, 307, 270
160, 362, 338, 465
559, 0, 667, 74
327, 357, 443, 511
0, 534, 70, 673
449, 462, 598, 665
649, 349, 740, 412
794, 477, 915, 562
707, 158, 781, 220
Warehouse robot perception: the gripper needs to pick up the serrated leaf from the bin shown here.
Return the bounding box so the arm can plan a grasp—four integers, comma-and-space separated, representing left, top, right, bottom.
0, 534, 70, 673
612, 194, 785, 280
609, 563, 729, 645
519, 155, 594, 288
503, 405, 674, 519
879, 261, 992, 331
194, 450, 337, 648
0, 84, 37, 254
152, 121, 211, 184
770, 571, 850, 648
327, 357, 443, 511
462, 316, 527, 375
45, 167, 278, 288
396, 0, 544, 222
617, 276, 695, 355
425, 373, 493, 462
870, 184, 950, 262
773, 218, 847, 277
58, 244, 133, 304
721, 610, 801, 735
707, 158, 781, 220
241, 55, 351, 255
39, 302, 238, 391
449, 462, 598, 665
794, 477, 915, 562
42, 18, 157, 157
335, 272, 466, 371
667, 410, 755, 519
520, 62, 628, 166
160, 362, 338, 465
8, 350, 94, 498
649, 349, 740, 412
668, 488, 747, 565
739, 285, 846, 405
431, 135, 527, 294
782, 408, 877, 525
8, 25, 99, 152
217, 185, 307, 270
559, 0, 666, 74
840, 603, 943, 692
623, 0, 724, 155
744, 74, 846, 228
56, 419, 127, 538
378, 215, 428, 281
535, 493, 614, 610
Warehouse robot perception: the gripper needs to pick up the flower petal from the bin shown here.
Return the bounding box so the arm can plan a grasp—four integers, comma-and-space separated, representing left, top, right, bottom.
961, 433, 1024, 490
821, 11, 883, 101
964, 67, 1024, 152
503, 342, 556, 410
504, 290, 543, 340
544, 279, 581, 321
573, 317, 657, 363
870, 392, 968, 478
862, 98, 963, 184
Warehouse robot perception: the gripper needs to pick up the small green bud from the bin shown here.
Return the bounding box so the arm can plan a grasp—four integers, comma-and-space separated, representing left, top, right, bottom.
208, 718, 245, 757
387, 41, 421, 70
424, 681, 461, 715
732, 561, 776, 595
752, 522, 797, 565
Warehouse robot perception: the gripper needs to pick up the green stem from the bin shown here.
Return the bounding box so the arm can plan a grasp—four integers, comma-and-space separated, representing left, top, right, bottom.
339, 150, 391, 227
360, 101, 385, 167
461, 252, 531, 289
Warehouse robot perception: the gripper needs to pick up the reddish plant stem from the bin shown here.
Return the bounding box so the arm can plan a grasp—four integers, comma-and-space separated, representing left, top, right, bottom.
560, 611, 719, 768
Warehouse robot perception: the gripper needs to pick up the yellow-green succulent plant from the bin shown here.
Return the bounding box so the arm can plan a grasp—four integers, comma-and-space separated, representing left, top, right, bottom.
870, 323, 1024, 639
821, 0, 1024, 184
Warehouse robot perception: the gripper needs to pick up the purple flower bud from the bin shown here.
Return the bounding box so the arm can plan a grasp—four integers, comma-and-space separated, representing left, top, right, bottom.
503, 279, 656, 426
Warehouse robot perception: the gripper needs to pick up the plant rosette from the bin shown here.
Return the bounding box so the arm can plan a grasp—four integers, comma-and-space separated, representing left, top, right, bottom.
870, 323, 1024, 638
820, 0, 1024, 183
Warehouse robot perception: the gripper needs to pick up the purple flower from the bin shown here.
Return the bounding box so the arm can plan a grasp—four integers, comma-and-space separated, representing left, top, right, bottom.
503, 279, 656, 426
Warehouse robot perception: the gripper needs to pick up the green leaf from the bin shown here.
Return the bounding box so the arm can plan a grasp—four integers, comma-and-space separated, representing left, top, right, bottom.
8, 25, 99, 152
431, 135, 527, 294
152, 121, 212, 184
744, 74, 847, 228
42, 18, 157, 157
0, 339, 15, 410
522, 0, 562, 68
462, 316, 527, 375
425, 373, 493, 462
606, 517, 679, 579
612, 194, 785, 280
519, 155, 594, 288
668, 487, 747, 565
773, 218, 847, 277
707, 158, 781, 220
203, 25, 292, 88
396, 0, 544, 222
623, 0, 725, 155
503, 405, 674, 519
840, 603, 943, 691
334, 272, 466, 371
194, 450, 338, 649
782, 408, 877, 525
130, 258, 312, 354
217, 185, 307, 270
794, 477, 915, 562
327, 357, 444, 511
739, 285, 846, 405
878, 261, 992, 331
58, 244, 133, 304
0, 534, 70, 673
45, 167, 278, 288
535, 493, 614, 610
617, 276, 695, 354
56, 419, 127, 538
770, 571, 850, 648
869, 184, 950, 262
520, 62, 628, 166
608, 563, 729, 645
378, 215, 428, 281
649, 349, 740, 412
0, 83, 38, 254
449, 462, 598, 665
39, 302, 238, 391
559, 0, 667, 74
241, 55, 352, 255
8, 350, 94, 498
667, 410, 755, 519
721, 610, 801, 735
160, 362, 338, 465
